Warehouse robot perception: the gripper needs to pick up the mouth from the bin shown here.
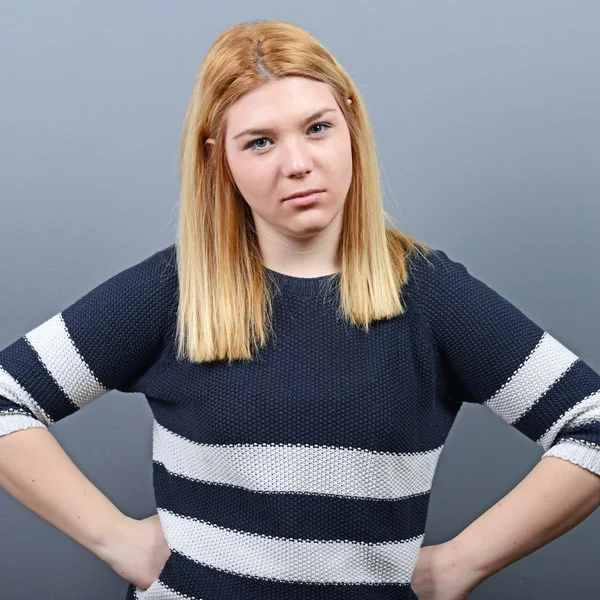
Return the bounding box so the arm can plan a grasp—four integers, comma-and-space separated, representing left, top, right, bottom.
282, 188, 325, 202
282, 190, 325, 207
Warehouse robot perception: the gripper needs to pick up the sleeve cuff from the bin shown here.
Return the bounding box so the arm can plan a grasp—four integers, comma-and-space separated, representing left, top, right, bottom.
542, 439, 600, 477
0, 414, 47, 439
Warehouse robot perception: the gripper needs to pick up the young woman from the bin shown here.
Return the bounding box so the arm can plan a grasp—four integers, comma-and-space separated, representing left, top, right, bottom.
0, 19, 599, 600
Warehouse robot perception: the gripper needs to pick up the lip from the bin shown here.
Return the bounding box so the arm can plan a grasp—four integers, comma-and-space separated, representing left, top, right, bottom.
282, 191, 325, 207
282, 188, 325, 202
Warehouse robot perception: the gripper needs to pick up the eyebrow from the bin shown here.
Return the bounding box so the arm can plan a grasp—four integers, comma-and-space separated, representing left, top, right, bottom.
232, 108, 338, 140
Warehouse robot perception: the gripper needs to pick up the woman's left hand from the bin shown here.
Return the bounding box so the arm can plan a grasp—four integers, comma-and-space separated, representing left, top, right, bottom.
410, 540, 483, 600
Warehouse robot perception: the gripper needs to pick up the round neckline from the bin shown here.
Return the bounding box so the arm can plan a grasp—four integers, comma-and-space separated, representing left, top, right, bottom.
264, 267, 341, 297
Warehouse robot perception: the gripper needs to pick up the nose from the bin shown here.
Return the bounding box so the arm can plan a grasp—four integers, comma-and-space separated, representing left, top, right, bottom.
280, 138, 313, 178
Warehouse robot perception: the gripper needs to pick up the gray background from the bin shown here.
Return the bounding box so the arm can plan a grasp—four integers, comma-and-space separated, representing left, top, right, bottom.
1, 1, 599, 598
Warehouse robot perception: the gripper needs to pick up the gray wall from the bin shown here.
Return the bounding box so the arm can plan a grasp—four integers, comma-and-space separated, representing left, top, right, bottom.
1, 1, 599, 598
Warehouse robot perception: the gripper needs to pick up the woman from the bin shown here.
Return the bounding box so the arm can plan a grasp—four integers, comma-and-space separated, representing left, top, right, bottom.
0, 19, 599, 600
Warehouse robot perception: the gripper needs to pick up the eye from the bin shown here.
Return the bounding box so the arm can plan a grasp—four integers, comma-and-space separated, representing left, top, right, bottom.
308, 122, 330, 135
245, 122, 332, 151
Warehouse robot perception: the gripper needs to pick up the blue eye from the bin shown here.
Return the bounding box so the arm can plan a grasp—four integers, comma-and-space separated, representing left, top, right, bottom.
246, 122, 331, 151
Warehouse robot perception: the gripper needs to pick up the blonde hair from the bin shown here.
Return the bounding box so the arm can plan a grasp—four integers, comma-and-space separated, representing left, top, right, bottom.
175, 19, 432, 364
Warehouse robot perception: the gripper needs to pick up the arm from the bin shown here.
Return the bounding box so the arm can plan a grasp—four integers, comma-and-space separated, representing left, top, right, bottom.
411, 248, 600, 474
0, 245, 176, 558
443, 455, 600, 587
409, 248, 600, 594
0, 427, 133, 559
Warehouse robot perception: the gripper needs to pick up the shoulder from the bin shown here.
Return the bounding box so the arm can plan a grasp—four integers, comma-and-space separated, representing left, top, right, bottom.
105, 243, 178, 294
405, 247, 464, 293
132, 243, 177, 279
403, 247, 488, 326
62, 244, 178, 326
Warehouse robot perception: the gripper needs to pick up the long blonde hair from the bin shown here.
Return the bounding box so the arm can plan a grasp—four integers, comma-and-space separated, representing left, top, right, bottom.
175, 19, 431, 364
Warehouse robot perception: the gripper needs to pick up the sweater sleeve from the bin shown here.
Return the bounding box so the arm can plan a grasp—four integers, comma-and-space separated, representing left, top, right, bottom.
410, 248, 600, 477
0, 244, 177, 439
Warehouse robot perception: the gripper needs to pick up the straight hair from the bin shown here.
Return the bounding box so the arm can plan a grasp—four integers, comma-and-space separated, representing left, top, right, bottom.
175, 19, 432, 363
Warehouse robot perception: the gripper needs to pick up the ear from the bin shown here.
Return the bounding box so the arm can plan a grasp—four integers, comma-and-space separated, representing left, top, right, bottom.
346, 97, 352, 104
206, 137, 215, 146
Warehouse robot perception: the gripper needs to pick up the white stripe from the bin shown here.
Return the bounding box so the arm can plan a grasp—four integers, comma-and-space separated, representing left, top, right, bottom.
486, 332, 578, 423
154, 508, 422, 585
0, 365, 53, 426
543, 440, 600, 476
0, 413, 47, 438
537, 390, 600, 451
153, 420, 442, 500
134, 580, 192, 600
25, 313, 108, 408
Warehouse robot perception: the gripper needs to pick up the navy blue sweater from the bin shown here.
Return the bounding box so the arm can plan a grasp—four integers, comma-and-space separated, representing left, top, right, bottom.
1, 244, 599, 599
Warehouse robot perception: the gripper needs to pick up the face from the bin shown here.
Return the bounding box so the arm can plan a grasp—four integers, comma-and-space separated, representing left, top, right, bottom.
215, 76, 353, 243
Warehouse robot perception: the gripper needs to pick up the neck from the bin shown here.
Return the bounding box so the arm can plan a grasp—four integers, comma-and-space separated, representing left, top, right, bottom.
256, 216, 343, 278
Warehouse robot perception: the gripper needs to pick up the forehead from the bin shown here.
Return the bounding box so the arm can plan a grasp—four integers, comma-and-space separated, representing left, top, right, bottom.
225, 77, 338, 132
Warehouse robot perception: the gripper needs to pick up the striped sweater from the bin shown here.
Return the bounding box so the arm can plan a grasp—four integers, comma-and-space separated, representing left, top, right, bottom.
1, 244, 599, 600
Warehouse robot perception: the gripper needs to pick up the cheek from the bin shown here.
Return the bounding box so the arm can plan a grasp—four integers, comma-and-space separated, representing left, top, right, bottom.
327, 148, 353, 187
231, 160, 264, 192
245, 169, 273, 199
324, 131, 352, 176
229, 160, 275, 208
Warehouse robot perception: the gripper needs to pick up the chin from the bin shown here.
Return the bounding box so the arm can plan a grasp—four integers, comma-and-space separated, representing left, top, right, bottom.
286, 213, 341, 236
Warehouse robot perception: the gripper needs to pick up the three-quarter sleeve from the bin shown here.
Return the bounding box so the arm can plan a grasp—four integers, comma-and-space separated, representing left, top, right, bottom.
411, 248, 600, 476
0, 245, 177, 439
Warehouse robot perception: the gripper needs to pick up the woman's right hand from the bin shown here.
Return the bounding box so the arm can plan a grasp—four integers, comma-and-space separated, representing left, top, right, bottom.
100, 513, 172, 591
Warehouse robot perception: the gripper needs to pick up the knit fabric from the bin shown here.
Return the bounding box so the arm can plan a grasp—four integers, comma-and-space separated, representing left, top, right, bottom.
1, 244, 599, 600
